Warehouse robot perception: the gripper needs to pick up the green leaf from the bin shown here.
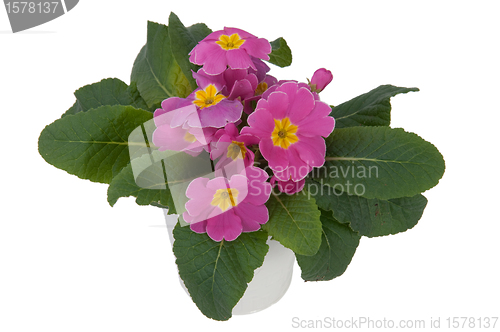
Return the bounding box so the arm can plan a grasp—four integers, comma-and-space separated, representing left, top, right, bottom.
173, 224, 269, 321
131, 21, 193, 107
168, 12, 211, 92
107, 149, 212, 213
306, 178, 428, 237
296, 209, 361, 281
107, 153, 175, 210
263, 191, 322, 256
126, 82, 153, 111
38, 105, 153, 184
61, 100, 80, 117
267, 37, 292, 68
330, 85, 419, 128
186, 22, 212, 43
315, 126, 445, 200
61, 78, 151, 118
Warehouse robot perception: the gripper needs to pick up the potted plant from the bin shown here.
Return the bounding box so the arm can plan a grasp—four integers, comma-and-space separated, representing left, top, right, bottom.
38, 12, 445, 321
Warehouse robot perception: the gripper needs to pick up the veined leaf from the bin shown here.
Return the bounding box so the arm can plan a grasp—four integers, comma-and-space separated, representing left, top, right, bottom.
330, 85, 419, 128
186, 22, 212, 43
131, 21, 193, 107
168, 12, 211, 92
107, 150, 212, 213
263, 190, 322, 256
296, 209, 361, 281
38, 105, 153, 184
61, 78, 150, 117
173, 224, 269, 321
314, 126, 445, 200
268, 37, 292, 68
306, 178, 428, 237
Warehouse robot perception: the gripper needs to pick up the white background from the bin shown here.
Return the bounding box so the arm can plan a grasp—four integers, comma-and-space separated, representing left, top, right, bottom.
1, 1, 499, 331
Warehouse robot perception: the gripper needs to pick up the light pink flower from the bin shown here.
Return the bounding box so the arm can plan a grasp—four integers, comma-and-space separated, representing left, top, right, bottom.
162, 84, 243, 129
241, 82, 335, 182
189, 27, 272, 75
152, 100, 216, 154
183, 166, 272, 241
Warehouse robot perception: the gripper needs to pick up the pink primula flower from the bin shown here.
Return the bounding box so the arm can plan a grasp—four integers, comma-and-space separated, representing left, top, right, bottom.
152, 99, 216, 154
193, 68, 259, 102
189, 27, 272, 75
164, 84, 243, 129
210, 123, 259, 173
242, 82, 335, 182
183, 166, 272, 242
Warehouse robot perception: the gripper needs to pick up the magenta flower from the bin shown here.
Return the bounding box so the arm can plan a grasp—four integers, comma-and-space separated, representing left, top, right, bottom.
210, 123, 259, 173
167, 84, 243, 129
152, 100, 216, 154
308, 68, 333, 93
241, 82, 335, 182
183, 166, 272, 241
271, 175, 305, 195
189, 27, 272, 75
192, 68, 258, 102
243, 74, 278, 114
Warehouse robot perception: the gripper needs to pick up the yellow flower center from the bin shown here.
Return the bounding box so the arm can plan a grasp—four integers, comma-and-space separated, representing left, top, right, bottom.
211, 188, 239, 212
184, 131, 197, 143
255, 82, 268, 96
226, 141, 247, 160
271, 117, 299, 149
216, 33, 246, 50
192, 84, 226, 109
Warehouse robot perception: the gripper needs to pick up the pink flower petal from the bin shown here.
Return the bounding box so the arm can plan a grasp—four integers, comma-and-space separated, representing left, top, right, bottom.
275, 82, 299, 105
245, 178, 271, 205
243, 108, 274, 138
223, 68, 249, 91
192, 69, 225, 92
190, 219, 207, 234
295, 135, 327, 168
200, 46, 229, 75
153, 108, 174, 128
226, 49, 255, 71
189, 41, 217, 65
170, 104, 198, 128
206, 177, 229, 192
241, 38, 272, 61
265, 91, 289, 119
273, 176, 306, 194
234, 202, 269, 232
152, 125, 194, 151
223, 27, 257, 39
238, 134, 260, 146
206, 211, 243, 242
260, 138, 289, 171
297, 114, 335, 138
228, 78, 254, 101
287, 87, 315, 123
195, 99, 243, 128
274, 145, 311, 181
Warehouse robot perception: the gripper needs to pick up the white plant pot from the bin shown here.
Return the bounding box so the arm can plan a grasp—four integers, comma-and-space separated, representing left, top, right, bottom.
163, 209, 295, 315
